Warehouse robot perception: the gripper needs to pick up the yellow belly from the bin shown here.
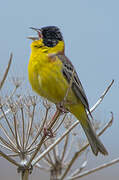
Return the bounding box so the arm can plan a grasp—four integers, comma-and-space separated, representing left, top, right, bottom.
28, 56, 77, 105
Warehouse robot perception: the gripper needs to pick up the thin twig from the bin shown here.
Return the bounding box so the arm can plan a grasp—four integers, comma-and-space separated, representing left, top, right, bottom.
26, 107, 49, 151
68, 157, 119, 179
0, 109, 11, 120
60, 113, 113, 180
20, 169, 29, 180
32, 120, 79, 166
0, 123, 19, 150
0, 136, 18, 153
39, 105, 50, 133
0, 142, 14, 151
35, 163, 50, 171
61, 134, 69, 161
63, 135, 75, 162
32, 80, 113, 168
61, 151, 81, 180
33, 111, 113, 167
13, 114, 21, 151
53, 114, 67, 134
0, 53, 12, 90
90, 80, 114, 113
21, 107, 25, 151
69, 150, 88, 177
0, 149, 20, 167
16, 123, 22, 149
25, 104, 36, 148
51, 138, 57, 164
43, 142, 55, 167
0, 106, 15, 137
4, 86, 18, 105
27, 109, 61, 167
31, 75, 113, 168
7, 153, 19, 157
39, 148, 54, 166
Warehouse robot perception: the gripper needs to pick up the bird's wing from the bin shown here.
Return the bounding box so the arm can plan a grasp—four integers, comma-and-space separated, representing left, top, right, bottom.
57, 54, 90, 112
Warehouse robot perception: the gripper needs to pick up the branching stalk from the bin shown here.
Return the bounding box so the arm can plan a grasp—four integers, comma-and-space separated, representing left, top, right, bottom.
68, 157, 119, 179
0, 53, 12, 90
60, 113, 113, 179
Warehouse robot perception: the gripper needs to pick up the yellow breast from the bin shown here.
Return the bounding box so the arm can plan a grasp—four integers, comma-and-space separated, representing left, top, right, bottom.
28, 40, 77, 104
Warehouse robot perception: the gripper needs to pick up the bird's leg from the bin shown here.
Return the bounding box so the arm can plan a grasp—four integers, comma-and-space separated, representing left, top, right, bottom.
43, 110, 61, 137
56, 102, 69, 113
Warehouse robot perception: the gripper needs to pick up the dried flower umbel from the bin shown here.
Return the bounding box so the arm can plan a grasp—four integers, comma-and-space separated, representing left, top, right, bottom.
0, 54, 117, 180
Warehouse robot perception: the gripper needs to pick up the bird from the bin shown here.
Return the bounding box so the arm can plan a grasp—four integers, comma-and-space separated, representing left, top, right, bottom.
28, 26, 108, 156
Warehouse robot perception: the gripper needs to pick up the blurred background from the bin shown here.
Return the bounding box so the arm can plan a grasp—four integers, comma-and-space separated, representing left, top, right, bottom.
0, 0, 119, 179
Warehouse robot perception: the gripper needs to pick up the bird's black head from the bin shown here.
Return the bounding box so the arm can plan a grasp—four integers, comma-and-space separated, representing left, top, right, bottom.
41, 26, 63, 47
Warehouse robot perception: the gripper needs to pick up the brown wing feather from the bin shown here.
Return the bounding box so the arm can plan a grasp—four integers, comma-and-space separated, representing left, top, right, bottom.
57, 54, 90, 111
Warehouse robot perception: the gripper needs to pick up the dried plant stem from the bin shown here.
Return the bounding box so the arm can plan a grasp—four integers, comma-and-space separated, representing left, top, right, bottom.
0, 135, 18, 153
61, 134, 69, 161
26, 107, 49, 151
4, 86, 18, 105
61, 151, 81, 180
0, 122, 19, 150
32, 120, 79, 166
27, 109, 61, 167
17, 123, 22, 148
39, 107, 49, 133
39, 78, 114, 168
27, 147, 52, 168
27, 135, 46, 166
63, 135, 75, 162
68, 157, 119, 180
39, 148, 54, 166
35, 163, 50, 171
20, 170, 29, 180
0, 107, 15, 137
0, 56, 114, 180
13, 115, 21, 150
70, 152, 88, 177
60, 113, 113, 180
0, 53, 12, 90
43, 142, 55, 167
25, 105, 36, 148
54, 114, 67, 133
33, 108, 113, 170
0, 142, 14, 151
8, 153, 19, 157
0, 109, 11, 120
0, 149, 19, 167
90, 80, 114, 113
48, 109, 61, 128
51, 139, 57, 163
21, 108, 25, 151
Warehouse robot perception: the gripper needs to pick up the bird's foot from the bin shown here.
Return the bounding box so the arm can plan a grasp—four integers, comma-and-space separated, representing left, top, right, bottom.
56, 102, 69, 113
43, 127, 54, 138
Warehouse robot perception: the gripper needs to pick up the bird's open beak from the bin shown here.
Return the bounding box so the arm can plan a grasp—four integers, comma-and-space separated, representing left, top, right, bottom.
27, 27, 43, 41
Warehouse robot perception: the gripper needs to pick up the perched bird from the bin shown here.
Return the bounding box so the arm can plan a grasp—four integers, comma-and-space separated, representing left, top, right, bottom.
28, 26, 108, 156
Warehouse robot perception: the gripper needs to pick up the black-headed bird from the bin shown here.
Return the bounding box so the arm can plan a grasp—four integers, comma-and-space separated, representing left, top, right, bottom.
28, 26, 108, 156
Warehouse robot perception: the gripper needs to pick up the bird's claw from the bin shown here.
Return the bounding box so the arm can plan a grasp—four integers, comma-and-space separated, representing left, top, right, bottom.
43, 127, 54, 138
56, 103, 69, 113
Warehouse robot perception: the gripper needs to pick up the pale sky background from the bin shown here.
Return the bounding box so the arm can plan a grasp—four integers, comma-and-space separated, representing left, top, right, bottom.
0, 0, 119, 179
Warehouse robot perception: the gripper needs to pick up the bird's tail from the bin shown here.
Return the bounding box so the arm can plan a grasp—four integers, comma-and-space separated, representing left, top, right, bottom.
69, 104, 108, 156
80, 117, 108, 156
